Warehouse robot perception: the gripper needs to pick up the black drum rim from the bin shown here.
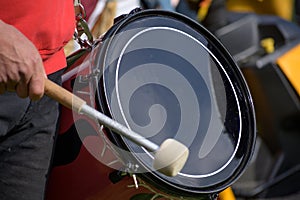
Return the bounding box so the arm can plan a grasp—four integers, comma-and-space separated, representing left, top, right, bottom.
95, 9, 256, 196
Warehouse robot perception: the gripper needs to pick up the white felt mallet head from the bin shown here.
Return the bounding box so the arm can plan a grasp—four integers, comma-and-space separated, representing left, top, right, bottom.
153, 139, 189, 177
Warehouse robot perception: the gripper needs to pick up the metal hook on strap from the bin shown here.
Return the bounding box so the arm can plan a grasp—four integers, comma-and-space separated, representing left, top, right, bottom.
74, 0, 93, 48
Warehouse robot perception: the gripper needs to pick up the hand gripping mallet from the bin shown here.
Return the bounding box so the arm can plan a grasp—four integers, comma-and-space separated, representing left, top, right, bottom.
44, 78, 189, 177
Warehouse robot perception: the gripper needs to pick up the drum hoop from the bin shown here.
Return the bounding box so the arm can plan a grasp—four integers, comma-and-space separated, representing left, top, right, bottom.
95, 9, 256, 195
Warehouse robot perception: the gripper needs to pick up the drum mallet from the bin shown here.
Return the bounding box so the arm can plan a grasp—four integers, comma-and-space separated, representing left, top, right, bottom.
44, 78, 189, 177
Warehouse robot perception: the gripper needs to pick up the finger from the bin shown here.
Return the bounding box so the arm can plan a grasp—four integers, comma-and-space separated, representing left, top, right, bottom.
28, 73, 45, 101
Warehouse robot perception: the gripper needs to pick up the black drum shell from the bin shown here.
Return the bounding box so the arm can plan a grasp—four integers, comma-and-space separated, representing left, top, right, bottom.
92, 9, 256, 196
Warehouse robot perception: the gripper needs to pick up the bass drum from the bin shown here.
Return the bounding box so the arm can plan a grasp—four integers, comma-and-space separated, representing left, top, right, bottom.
46, 9, 256, 200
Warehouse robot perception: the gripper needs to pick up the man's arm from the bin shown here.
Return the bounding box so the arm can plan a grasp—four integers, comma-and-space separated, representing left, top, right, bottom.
0, 20, 46, 100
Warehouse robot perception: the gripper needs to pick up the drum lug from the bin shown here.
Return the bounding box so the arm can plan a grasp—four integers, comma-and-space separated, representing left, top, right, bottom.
126, 162, 140, 189
75, 71, 99, 88
78, 74, 91, 84
108, 161, 139, 182
126, 162, 140, 173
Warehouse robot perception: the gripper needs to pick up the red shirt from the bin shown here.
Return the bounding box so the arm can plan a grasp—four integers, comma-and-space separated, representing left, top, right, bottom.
0, 1, 75, 74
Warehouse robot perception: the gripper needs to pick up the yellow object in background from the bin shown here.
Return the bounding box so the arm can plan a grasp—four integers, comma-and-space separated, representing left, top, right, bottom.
218, 187, 236, 200
277, 44, 300, 96
198, 0, 212, 21
261, 38, 275, 54
226, 0, 294, 21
